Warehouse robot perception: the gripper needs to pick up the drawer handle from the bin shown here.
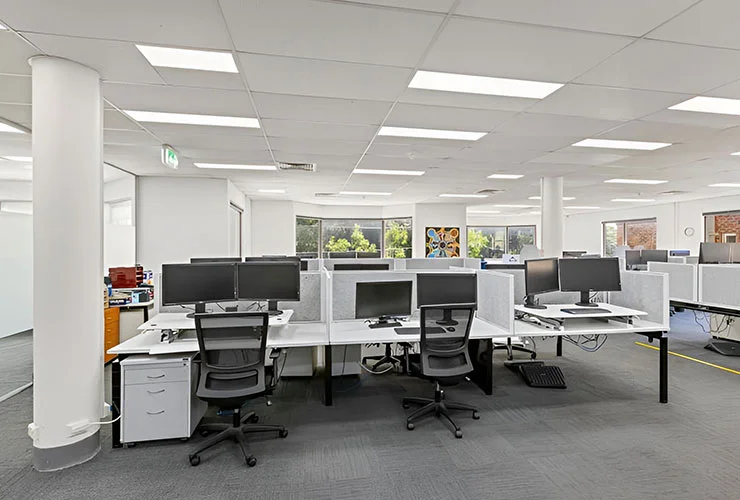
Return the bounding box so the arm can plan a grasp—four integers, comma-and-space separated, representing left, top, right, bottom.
146, 374, 166, 379
146, 410, 165, 415
146, 389, 165, 394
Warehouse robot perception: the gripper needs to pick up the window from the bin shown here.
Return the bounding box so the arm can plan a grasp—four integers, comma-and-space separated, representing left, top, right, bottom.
467, 225, 535, 257
704, 211, 740, 243
229, 203, 242, 258
295, 217, 412, 258
602, 218, 657, 256
107, 199, 133, 226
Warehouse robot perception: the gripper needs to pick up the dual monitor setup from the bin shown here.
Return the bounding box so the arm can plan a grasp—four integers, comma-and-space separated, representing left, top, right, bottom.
162, 256, 300, 316
354, 273, 477, 329
698, 242, 740, 264
524, 257, 622, 309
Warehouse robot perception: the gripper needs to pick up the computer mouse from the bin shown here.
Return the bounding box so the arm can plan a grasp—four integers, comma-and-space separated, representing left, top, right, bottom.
446, 327, 456, 332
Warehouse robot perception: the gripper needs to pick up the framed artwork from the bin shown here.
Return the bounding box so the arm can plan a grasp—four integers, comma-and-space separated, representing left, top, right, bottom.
425, 227, 460, 258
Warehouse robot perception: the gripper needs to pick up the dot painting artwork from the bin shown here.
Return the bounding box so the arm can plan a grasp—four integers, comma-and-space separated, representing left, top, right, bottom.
425, 227, 460, 258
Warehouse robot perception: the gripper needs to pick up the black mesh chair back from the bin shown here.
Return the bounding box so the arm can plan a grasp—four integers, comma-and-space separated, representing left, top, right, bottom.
194, 312, 269, 407
419, 304, 476, 381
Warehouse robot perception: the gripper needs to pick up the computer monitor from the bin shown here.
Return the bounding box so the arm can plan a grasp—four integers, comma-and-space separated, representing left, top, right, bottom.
699, 242, 732, 264
669, 249, 690, 257
244, 255, 300, 263
300, 260, 309, 271
190, 257, 241, 263
625, 250, 642, 268
733, 244, 740, 264
356, 251, 381, 258
333, 263, 390, 271
523, 258, 559, 309
237, 261, 300, 315
329, 252, 356, 259
416, 273, 477, 325
562, 251, 587, 258
161, 263, 237, 316
641, 249, 668, 263
355, 281, 412, 327
559, 257, 622, 307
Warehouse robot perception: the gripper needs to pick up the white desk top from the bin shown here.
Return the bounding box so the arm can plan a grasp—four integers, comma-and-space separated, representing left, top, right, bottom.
329, 316, 511, 345
514, 303, 647, 320
137, 310, 294, 331
515, 318, 667, 338
112, 300, 154, 309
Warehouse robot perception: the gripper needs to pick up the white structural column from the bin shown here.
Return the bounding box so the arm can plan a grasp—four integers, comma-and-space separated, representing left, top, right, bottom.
540, 176, 564, 258
30, 57, 104, 471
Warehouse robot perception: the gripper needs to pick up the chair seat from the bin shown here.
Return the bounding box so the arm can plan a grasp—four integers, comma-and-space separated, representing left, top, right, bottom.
408, 358, 467, 387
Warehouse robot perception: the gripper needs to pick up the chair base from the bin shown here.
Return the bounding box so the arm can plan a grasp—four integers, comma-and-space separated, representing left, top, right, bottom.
188, 410, 287, 467
402, 384, 478, 438
362, 343, 401, 372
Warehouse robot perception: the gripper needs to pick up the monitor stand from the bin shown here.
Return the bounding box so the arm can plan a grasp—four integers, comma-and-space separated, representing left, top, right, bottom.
266, 300, 283, 316
435, 309, 459, 326
575, 291, 599, 307
368, 316, 402, 329
523, 294, 546, 310
186, 303, 207, 319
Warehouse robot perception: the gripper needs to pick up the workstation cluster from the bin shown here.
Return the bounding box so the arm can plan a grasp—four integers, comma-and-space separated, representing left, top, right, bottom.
108, 255, 671, 466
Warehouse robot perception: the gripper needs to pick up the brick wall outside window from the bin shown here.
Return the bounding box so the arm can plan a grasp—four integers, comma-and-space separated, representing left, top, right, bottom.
711, 214, 740, 242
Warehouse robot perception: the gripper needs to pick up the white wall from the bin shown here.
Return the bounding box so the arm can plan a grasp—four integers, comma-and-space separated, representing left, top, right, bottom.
137, 177, 230, 272
0, 212, 33, 338
412, 203, 467, 258
227, 180, 251, 257
104, 176, 136, 270
251, 200, 296, 256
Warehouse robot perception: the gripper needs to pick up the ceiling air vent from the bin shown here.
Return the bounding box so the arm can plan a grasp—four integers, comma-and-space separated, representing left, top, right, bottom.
476, 189, 503, 195
659, 190, 689, 196
278, 161, 316, 172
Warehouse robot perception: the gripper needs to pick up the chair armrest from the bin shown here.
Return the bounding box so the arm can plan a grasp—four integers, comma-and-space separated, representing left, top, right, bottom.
267, 349, 287, 389
269, 348, 282, 360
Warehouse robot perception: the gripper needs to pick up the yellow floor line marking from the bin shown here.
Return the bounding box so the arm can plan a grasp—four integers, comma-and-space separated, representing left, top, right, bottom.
635, 341, 740, 375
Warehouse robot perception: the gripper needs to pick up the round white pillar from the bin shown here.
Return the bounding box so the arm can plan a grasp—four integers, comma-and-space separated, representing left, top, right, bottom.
30, 57, 104, 471
541, 176, 564, 258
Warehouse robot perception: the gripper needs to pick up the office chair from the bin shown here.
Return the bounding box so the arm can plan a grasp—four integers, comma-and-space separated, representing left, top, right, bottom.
362, 343, 401, 373
188, 312, 288, 468
402, 304, 479, 438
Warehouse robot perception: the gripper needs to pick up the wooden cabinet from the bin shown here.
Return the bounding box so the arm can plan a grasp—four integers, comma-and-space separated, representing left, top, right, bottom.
104, 307, 120, 363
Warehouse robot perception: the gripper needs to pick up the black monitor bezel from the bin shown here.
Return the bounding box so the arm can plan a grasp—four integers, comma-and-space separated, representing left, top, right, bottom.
236, 261, 301, 302
524, 257, 560, 296
558, 257, 622, 293
161, 262, 237, 306
355, 280, 413, 319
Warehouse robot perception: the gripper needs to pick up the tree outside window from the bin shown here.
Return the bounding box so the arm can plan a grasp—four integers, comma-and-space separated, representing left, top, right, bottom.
296, 217, 320, 256
467, 225, 533, 257
384, 218, 412, 258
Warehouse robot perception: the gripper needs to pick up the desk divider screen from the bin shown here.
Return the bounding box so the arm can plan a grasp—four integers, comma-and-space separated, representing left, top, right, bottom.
648, 262, 697, 303
279, 271, 322, 322
698, 264, 740, 310
402, 258, 466, 270
610, 271, 669, 327
323, 267, 332, 336
324, 258, 396, 270
331, 271, 416, 321
476, 270, 514, 334
667, 256, 687, 264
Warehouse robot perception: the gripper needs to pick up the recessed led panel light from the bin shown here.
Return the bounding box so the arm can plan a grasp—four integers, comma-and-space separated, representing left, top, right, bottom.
136, 45, 238, 73
611, 198, 656, 202
669, 96, 740, 115
194, 163, 276, 171
494, 204, 537, 208
1, 156, 32, 162
565, 206, 601, 210
731, 152, 740, 156
123, 110, 259, 128
0, 122, 26, 134
439, 193, 488, 198
488, 174, 524, 179
468, 210, 501, 214
572, 138, 671, 151
258, 189, 286, 194
0, 23, 6, 30
378, 126, 485, 141
709, 183, 740, 188
604, 179, 668, 185
528, 196, 576, 200
339, 191, 392, 196
409, 70, 563, 99
353, 168, 425, 176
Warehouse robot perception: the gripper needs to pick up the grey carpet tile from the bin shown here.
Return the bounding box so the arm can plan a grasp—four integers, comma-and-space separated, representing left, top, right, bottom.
0, 331, 32, 397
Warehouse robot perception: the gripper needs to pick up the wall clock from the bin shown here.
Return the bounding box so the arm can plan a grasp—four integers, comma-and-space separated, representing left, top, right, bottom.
684, 227, 695, 237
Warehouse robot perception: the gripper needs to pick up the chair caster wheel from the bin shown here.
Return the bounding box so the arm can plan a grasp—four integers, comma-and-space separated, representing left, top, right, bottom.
124, 443, 136, 448
402, 403, 410, 409
246, 456, 257, 467
531, 352, 537, 359
199, 430, 211, 437
472, 412, 480, 420
180, 437, 189, 442
189, 455, 201, 466
455, 430, 463, 439
248, 414, 259, 423
279, 429, 288, 438
406, 423, 415, 431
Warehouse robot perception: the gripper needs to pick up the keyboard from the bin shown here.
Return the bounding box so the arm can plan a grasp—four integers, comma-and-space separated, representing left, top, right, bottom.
561, 308, 611, 315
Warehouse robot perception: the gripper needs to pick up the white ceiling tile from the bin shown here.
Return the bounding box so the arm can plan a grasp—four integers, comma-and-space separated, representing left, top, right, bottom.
399, 88, 538, 112
269, 137, 369, 157
384, 103, 516, 132
2, 0, 231, 49
492, 113, 622, 137
0, 31, 37, 76
474, 134, 582, 152
156, 68, 245, 91
23, 33, 165, 85
529, 151, 629, 166
102, 82, 256, 117
261, 119, 378, 142
337, 0, 457, 12
451, 148, 546, 163
104, 109, 143, 131
0, 75, 31, 105
103, 129, 160, 146
0, 104, 31, 128
456, 0, 698, 37
642, 109, 740, 129
648, 0, 740, 50
528, 84, 690, 121
704, 79, 740, 100
238, 53, 413, 101
251, 93, 392, 125
365, 141, 465, 159
597, 120, 717, 143
575, 39, 740, 94
144, 127, 269, 151
422, 17, 632, 81
179, 149, 275, 164
222, 0, 443, 67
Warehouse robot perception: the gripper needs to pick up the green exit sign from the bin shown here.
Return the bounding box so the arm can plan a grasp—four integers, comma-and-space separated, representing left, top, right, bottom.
161, 144, 179, 169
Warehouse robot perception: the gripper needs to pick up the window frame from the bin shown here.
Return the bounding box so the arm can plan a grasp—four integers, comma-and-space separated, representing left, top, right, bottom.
295, 216, 412, 258
467, 224, 537, 257
602, 217, 657, 256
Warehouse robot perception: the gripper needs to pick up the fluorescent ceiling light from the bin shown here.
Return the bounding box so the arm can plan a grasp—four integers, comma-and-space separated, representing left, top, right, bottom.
0, 122, 26, 134
194, 163, 276, 171
612, 198, 656, 203
494, 204, 537, 208
439, 193, 488, 198
709, 183, 740, 188
0, 23, 6, 30
468, 210, 501, 214
566, 206, 601, 210
572, 138, 671, 151
408, 70, 563, 99
136, 45, 238, 73
1, 156, 32, 162
339, 191, 391, 196
604, 178, 668, 185
353, 168, 425, 176
528, 196, 576, 201
731, 152, 740, 156
488, 174, 524, 179
258, 189, 286, 194
669, 96, 740, 115
0, 202, 32, 215
378, 126, 485, 141
123, 110, 259, 128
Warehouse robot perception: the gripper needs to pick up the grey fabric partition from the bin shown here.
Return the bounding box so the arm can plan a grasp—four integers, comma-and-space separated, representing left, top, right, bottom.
609, 271, 669, 327
403, 258, 465, 270
476, 270, 514, 333
648, 262, 697, 302
279, 271, 322, 321
323, 258, 395, 270
331, 271, 417, 320
699, 264, 740, 309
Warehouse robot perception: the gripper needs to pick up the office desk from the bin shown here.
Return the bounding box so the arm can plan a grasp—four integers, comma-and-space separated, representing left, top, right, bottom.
514, 303, 647, 320
137, 310, 294, 331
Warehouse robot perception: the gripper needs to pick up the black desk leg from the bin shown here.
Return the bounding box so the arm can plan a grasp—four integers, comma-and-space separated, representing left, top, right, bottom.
659, 335, 668, 404
483, 339, 493, 395
556, 336, 563, 357
470, 339, 493, 395
324, 345, 333, 406
111, 356, 123, 448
